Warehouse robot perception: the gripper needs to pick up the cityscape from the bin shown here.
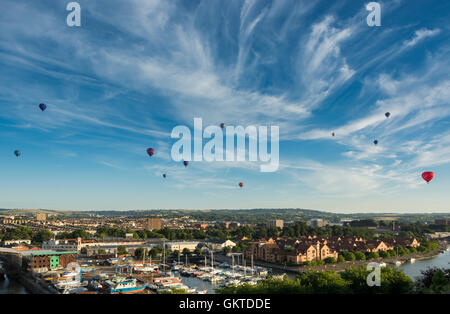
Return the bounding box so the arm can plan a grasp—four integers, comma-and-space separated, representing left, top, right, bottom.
0, 0, 450, 309
0, 209, 449, 295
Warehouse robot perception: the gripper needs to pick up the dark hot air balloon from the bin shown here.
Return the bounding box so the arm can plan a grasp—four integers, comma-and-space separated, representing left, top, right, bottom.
332, 132, 335, 137
385, 112, 391, 118
373, 140, 378, 145
422, 172, 434, 184
146, 148, 155, 157
39, 103, 47, 112
162, 174, 167, 179
183, 160, 189, 167
14, 150, 21, 157
220, 123, 225, 129
238, 182, 244, 188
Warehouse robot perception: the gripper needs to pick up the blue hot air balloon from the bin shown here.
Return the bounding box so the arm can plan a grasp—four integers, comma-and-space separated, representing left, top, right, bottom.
162, 174, 167, 179
385, 112, 391, 118
14, 150, 21, 157
39, 103, 47, 112
374, 140, 379, 145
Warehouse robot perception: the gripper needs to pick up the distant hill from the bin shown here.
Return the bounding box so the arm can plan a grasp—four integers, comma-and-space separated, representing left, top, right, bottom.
0, 207, 448, 223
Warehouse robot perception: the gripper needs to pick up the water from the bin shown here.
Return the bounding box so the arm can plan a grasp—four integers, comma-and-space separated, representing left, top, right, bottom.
0, 275, 29, 294
398, 248, 450, 281
177, 274, 217, 294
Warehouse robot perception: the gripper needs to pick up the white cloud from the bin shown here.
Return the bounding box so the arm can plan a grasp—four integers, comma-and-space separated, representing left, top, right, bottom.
403, 28, 441, 48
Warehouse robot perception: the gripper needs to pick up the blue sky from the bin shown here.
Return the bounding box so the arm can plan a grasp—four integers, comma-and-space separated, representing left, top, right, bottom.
0, 0, 449, 213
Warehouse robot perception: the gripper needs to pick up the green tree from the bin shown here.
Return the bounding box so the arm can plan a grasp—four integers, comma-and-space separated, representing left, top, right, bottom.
117, 245, 128, 256
32, 229, 54, 245
354, 251, 366, 261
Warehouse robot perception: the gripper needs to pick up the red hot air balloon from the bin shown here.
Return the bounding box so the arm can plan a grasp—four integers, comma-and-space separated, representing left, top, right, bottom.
147, 148, 155, 157
422, 172, 434, 184
220, 123, 225, 129
238, 182, 244, 188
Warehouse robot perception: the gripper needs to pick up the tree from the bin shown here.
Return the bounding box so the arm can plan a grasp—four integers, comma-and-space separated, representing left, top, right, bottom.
354, 251, 366, 261
32, 229, 54, 245
379, 250, 390, 258
182, 248, 191, 256
337, 255, 345, 263
324, 257, 336, 264
366, 252, 379, 260
134, 247, 147, 260
342, 252, 356, 261
117, 245, 128, 256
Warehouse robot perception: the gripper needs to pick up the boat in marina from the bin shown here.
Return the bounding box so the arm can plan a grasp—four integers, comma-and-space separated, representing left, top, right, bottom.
106, 278, 147, 294
133, 264, 158, 273
408, 258, 416, 263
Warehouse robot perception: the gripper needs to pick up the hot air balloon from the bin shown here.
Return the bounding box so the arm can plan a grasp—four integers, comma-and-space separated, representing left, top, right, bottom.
220, 123, 225, 129
332, 132, 335, 137
385, 112, 391, 118
39, 103, 47, 112
238, 182, 244, 188
146, 148, 155, 157
14, 150, 21, 157
183, 160, 189, 167
373, 140, 378, 145
422, 172, 434, 184
162, 174, 167, 179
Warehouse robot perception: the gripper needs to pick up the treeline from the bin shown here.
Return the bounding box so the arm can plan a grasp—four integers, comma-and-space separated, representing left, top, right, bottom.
0, 226, 54, 245
217, 266, 413, 294
217, 266, 450, 294
93, 223, 378, 241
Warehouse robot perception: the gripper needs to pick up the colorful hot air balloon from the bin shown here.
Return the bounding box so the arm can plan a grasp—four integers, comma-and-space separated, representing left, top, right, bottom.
385, 112, 391, 118
146, 148, 155, 157
373, 140, 378, 145
14, 150, 21, 157
183, 160, 189, 167
220, 123, 225, 129
39, 103, 47, 112
238, 182, 244, 188
162, 174, 167, 179
422, 172, 434, 184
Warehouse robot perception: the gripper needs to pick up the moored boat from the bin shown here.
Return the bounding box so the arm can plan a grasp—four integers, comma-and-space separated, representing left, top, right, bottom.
106, 278, 147, 294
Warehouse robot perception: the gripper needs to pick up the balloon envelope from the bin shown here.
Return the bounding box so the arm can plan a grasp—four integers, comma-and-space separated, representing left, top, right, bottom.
374, 140, 378, 145
14, 150, 21, 157
147, 148, 155, 157
385, 112, 391, 118
183, 160, 189, 167
332, 132, 335, 137
162, 174, 167, 178
220, 123, 225, 129
39, 103, 47, 111
422, 172, 434, 183
239, 182, 244, 188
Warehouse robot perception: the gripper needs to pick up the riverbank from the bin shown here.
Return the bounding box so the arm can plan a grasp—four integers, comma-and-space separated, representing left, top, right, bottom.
214, 243, 448, 276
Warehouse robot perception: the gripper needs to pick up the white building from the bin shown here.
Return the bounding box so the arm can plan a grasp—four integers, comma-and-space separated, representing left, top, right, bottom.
205, 239, 236, 252
165, 241, 200, 252
1, 239, 31, 246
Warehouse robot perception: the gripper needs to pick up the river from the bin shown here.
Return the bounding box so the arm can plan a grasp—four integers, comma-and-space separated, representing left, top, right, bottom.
397, 247, 450, 280
0, 275, 29, 294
